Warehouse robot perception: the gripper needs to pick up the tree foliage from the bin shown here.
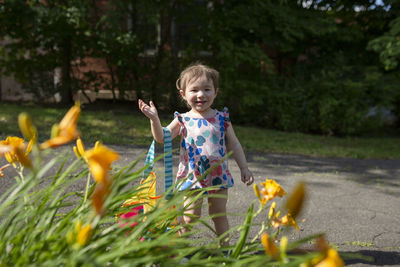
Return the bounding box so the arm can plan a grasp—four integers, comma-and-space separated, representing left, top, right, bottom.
0, 0, 398, 134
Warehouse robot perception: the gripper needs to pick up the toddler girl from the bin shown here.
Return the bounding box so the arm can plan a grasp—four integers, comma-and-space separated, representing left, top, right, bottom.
138, 62, 254, 245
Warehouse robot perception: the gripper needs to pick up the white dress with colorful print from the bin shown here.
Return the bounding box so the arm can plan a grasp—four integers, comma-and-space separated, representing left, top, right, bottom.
174, 107, 234, 192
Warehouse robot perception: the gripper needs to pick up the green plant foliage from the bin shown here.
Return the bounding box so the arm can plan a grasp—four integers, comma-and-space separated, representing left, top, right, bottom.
0, 0, 398, 134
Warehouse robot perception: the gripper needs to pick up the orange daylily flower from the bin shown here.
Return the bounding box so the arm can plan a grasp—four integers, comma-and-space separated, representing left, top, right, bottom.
280, 213, 299, 231
286, 182, 306, 219
0, 136, 32, 168
261, 232, 280, 260
91, 182, 110, 216
73, 139, 102, 162
73, 137, 87, 161
260, 179, 286, 204
84, 144, 119, 184
271, 212, 299, 232
40, 103, 81, 149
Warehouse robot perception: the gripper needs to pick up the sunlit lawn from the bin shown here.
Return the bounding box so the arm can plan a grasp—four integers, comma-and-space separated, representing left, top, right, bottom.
1, 102, 399, 159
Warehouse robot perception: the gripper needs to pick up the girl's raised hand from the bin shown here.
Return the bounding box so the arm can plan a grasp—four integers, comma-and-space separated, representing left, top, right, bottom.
138, 99, 158, 121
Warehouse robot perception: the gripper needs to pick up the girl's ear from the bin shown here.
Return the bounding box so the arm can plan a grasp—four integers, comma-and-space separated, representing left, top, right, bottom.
215, 88, 219, 95
179, 89, 186, 99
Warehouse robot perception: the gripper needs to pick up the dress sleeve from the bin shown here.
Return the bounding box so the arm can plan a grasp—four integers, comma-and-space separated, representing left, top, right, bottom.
223, 107, 231, 130
174, 111, 186, 135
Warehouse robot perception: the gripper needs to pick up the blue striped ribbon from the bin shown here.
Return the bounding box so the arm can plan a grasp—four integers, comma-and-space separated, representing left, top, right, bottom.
143, 127, 173, 199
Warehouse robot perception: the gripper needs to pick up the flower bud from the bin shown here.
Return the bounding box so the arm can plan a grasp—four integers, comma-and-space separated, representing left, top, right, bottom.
18, 112, 37, 142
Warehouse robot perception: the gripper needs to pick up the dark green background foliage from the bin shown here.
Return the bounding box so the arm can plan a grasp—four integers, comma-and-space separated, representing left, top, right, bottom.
0, 0, 399, 135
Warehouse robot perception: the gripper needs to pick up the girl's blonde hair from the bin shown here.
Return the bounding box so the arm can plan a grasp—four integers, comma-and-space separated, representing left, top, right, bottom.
176, 62, 219, 92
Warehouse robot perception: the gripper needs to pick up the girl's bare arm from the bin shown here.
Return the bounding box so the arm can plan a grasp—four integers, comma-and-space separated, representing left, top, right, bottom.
138, 99, 181, 143
226, 123, 254, 186
138, 99, 164, 143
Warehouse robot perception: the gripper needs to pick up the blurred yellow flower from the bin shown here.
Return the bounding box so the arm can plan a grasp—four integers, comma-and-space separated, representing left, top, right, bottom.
286, 182, 306, 219
268, 202, 276, 219
0, 145, 11, 156
311, 236, 344, 267
40, 103, 81, 149
316, 248, 344, 267
260, 179, 286, 204
91, 183, 110, 216
280, 213, 299, 232
0, 137, 32, 168
18, 112, 37, 142
253, 184, 261, 201
280, 236, 288, 258
271, 210, 299, 232
84, 144, 119, 184
261, 232, 280, 260
76, 223, 93, 246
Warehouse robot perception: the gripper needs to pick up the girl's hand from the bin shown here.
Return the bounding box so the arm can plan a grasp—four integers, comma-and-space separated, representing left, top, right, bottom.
138, 99, 158, 121
240, 167, 254, 186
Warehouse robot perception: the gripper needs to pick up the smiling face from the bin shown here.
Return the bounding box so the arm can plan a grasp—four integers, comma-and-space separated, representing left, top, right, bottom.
180, 74, 218, 117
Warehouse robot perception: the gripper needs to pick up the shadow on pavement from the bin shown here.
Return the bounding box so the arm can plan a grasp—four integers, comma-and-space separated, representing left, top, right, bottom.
248, 152, 400, 197
344, 249, 400, 266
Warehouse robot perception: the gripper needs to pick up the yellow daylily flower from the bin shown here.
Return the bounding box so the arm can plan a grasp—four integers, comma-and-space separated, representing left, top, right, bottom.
18, 112, 37, 142
271, 212, 299, 231
0, 137, 32, 168
286, 182, 306, 219
260, 179, 286, 204
40, 103, 81, 149
261, 232, 280, 260
84, 144, 119, 184
122, 172, 161, 214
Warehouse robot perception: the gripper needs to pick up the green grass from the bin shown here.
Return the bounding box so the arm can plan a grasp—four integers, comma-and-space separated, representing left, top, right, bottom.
1, 102, 399, 159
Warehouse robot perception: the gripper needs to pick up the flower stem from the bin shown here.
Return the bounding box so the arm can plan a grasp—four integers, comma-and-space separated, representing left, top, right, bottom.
83, 172, 91, 202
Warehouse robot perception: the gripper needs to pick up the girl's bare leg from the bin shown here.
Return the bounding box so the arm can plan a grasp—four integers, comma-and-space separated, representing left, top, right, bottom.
208, 189, 229, 246
180, 192, 202, 234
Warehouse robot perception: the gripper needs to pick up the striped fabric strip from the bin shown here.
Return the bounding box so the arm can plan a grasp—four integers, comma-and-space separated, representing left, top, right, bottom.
143, 127, 173, 198
143, 140, 155, 179
163, 128, 173, 197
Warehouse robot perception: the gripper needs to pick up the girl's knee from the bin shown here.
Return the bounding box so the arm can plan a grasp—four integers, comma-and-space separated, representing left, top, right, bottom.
211, 214, 228, 223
